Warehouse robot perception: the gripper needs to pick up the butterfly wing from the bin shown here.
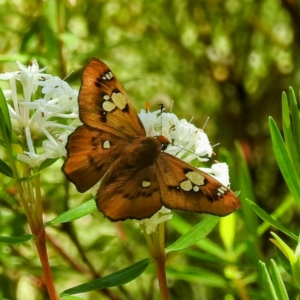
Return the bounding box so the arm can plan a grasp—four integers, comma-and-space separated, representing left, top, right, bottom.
62, 125, 133, 192
156, 153, 241, 216
79, 58, 145, 137
97, 165, 163, 221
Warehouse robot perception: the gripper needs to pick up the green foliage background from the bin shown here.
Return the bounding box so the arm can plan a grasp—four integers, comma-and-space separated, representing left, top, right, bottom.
0, 0, 299, 299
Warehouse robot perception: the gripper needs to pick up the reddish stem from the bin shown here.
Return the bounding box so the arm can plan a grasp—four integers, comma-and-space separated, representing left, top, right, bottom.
154, 253, 169, 300
35, 228, 59, 300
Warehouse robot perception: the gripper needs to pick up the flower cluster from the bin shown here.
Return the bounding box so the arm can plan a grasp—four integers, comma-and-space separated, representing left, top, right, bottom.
0, 60, 79, 168
138, 108, 232, 233
138, 108, 230, 186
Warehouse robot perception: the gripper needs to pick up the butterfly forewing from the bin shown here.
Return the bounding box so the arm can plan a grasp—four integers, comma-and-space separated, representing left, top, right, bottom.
63, 125, 132, 192
156, 153, 241, 216
79, 58, 145, 137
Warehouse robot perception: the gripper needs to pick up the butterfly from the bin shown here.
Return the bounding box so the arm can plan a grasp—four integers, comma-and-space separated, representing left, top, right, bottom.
62, 58, 241, 221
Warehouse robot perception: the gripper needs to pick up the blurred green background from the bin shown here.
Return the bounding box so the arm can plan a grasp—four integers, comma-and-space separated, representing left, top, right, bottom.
0, 0, 299, 299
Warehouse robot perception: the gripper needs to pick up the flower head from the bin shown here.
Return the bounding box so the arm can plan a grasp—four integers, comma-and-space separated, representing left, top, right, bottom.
0, 59, 79, 168
137, 109, 232, 234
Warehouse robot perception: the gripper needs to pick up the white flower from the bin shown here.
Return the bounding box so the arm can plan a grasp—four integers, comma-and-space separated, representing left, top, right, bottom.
138, 206, 172, 235
0, 59, 79, 168
138, 110, 213, 163
138, 109, 229, 234
200, 163, 231, 187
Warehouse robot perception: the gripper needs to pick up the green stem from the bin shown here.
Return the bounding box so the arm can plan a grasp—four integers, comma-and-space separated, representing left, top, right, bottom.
4, 143, 59, 299
143, 223, 169, 300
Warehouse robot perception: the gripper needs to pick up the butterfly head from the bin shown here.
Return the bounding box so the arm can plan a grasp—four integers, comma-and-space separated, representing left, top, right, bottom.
156, 135, 170, 151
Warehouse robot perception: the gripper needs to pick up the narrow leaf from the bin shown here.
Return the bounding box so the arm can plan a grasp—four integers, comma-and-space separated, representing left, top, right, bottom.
269, 259, 289, 300
61, 296, 85, 300
219, 213, 236, 252
270, 232, 296, 263
0, 234, 33, 244
60, 258, 150, 296
0, 158, 13, 177
0, 88, 12, 142
290, 88, 300, 154
45, 199, 97, 227
166, 215, 219, 253
258, 261, 278, 300
235, 142, 259, 238
39, 158, 59, 171
282, 93, 300, 172
169, 214, 226, 259
246, 199, 297, 240
269, 117, 300, 204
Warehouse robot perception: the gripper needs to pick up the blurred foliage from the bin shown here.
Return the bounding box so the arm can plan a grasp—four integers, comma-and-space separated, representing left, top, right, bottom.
0, 0, 300, 299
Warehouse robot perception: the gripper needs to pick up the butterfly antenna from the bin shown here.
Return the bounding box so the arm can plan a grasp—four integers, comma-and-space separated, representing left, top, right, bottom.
170, 143, 211, 161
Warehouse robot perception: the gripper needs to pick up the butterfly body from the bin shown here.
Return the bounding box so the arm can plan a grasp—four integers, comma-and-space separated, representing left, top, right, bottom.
62, 58, 241, 221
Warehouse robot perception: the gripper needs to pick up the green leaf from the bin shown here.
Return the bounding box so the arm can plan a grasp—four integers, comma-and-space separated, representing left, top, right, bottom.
258, 261, 278, 300
269, 259, 289, 300
219, 213, 236, 252
167, 265, 227, 288
169, 214, 227, 259
246, 199, 297, 241
39, 158, 59, 171
60, 258, 150, 296
45, 199, 97, 227
235, 142, 259, 238
61, 296, 85, 300
269, 117, 300, 205
289, 88, 300, 155
0, 158, 13, 177
166, 215, 219, 253
282, 92, 300, 172
0, 87, 12, 142
19, 171, 41, 181
0, 234, 33, 244
270, 232, 296, 264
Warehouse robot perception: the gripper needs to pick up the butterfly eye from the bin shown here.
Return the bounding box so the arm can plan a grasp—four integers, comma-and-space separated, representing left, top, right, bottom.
156, 135, 170, 151
161, 142, 169, 151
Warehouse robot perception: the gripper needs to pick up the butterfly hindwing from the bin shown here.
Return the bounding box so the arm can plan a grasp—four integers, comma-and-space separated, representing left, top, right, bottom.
97, 165, 162, 221
79, 58, 145, 137
62, 125, 132, 192
156, 153, 241, 216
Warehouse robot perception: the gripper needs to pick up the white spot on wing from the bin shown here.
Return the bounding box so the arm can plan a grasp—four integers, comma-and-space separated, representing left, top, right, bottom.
103, 140, 110, 149
185, 171, 205, 185
193, 186, 200, 192
180, 180, 193, 191
111, 92, 127, 110
142, 181, 151, 188
103, 101, 116, 112
216, 186, 228, 197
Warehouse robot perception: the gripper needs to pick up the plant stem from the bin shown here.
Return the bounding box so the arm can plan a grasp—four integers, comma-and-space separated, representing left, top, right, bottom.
154, 253, 169, 300
143, 222, 169, 300
35, 228, 59, 300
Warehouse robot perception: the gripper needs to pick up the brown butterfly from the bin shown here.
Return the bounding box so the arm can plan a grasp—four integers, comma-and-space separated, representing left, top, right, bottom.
62, 58, 240, 221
